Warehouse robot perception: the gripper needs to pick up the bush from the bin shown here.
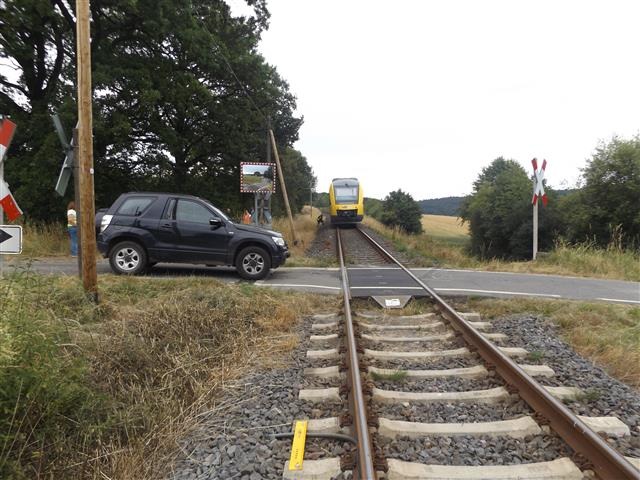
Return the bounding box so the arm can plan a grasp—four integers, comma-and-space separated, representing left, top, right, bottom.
460, 157, 561, 259
562, 135, 640, 247
380, 189, 423, 234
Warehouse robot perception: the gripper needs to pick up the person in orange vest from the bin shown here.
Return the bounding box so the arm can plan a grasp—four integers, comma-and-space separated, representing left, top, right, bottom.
242, 209, 251, 224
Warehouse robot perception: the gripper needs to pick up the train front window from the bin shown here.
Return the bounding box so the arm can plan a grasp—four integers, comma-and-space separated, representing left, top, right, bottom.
335, 186, 358, 204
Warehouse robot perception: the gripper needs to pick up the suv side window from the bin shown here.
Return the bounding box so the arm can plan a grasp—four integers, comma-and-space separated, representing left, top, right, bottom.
117, 196, 155, 216
176, 200, 214, 225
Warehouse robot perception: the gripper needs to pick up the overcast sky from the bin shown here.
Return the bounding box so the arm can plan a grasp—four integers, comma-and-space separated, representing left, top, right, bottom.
231, 0, 640, 200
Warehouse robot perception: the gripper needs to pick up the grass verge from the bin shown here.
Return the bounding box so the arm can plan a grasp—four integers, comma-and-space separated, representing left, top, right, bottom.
466, 297, 640, 387
0, 270, 335, 479
18, 222, 69, 257
273, 207, 329, 267
364, 216, 640, 281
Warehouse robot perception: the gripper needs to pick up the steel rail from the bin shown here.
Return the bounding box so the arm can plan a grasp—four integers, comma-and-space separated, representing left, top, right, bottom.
356, 226, 639, 480
336, 228, 377, 479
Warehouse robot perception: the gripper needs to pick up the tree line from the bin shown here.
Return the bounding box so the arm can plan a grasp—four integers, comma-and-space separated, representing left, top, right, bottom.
317, 135, 639, 260
460, 135, 640, 259
0, 0, 315, 221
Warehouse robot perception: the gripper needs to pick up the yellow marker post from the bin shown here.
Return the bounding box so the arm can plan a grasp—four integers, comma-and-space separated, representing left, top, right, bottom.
288, 420, 308, 471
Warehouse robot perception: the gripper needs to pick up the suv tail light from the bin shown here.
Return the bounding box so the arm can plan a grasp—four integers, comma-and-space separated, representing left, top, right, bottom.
100, 214, 113, 233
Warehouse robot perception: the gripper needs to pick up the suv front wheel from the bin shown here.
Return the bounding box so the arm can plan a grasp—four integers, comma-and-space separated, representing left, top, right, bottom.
235, 246, 271, 280
109, 241, 147, 275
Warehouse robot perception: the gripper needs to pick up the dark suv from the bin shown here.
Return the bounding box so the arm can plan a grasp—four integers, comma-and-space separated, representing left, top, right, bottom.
97, 192, 289, 280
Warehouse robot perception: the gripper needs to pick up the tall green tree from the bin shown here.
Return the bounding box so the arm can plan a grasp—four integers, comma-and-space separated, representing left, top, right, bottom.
0, 0, 305, 220
561, 136, 640, 247
270, 147, 315, 215
380, 189, 423, 234
0, 0, 76, 220
460, 157, 561, 259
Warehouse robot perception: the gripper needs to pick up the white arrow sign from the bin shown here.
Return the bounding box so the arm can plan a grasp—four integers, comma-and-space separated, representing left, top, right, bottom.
0, 225, 22, 254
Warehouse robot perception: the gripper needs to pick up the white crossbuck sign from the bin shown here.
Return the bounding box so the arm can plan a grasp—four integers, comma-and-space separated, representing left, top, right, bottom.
531, 158, 548, 206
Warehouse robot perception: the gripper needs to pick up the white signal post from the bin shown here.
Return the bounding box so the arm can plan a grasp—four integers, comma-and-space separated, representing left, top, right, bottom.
531, 158, 548, 261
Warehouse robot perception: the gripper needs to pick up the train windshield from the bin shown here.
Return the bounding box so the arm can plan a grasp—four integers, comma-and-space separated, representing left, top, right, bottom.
335, 186, 359, 204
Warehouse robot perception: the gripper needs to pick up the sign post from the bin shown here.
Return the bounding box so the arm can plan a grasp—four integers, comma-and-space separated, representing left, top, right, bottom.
240, 162, 275, 228
531, 158, 548, 261
269, 129, 299, 245
0, 116, 21, 274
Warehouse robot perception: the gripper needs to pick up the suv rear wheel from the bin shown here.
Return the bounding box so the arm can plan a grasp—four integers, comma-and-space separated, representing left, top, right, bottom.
109, 241, 147, 275
235, 246, 271, 280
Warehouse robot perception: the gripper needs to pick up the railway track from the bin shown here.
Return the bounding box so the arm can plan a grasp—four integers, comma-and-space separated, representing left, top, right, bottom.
282, 225, 640, 479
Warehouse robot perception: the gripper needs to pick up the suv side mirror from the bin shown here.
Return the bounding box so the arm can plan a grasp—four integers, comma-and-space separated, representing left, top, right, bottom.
209, 218, 223, 229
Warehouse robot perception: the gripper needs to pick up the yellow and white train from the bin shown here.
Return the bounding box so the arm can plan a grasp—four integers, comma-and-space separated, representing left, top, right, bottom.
329, 177, 363, 224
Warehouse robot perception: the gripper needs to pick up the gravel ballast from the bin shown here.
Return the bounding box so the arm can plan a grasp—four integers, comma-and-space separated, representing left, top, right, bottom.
168, 308, 640, 478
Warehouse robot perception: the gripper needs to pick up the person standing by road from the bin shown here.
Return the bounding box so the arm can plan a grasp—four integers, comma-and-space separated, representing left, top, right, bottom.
242, 209, 251, 224
67, 201, 78, 257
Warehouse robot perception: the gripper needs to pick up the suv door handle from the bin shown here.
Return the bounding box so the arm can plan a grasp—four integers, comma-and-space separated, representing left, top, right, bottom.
159, 222, 173, 230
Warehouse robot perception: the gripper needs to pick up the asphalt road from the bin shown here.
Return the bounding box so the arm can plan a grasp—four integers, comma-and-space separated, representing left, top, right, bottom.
2, 257, 638, 305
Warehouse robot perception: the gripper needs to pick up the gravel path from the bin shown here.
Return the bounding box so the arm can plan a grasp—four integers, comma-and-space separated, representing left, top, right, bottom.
305, 223, 337, 264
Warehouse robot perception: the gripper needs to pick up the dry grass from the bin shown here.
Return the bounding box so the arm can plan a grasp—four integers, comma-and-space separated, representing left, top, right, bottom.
363, 216, 476, 267
363, 216, 640, 281
467, 297, 640, 387
273, 207, 327, 266
0, 272, 337, 479
421, 215, 469, 244
19, 222, 69, 257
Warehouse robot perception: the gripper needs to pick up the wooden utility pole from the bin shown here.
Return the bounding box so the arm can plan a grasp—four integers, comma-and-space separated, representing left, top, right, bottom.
73, 129, 82, 274
76, 0, 98, 301
268, 129, 299, 245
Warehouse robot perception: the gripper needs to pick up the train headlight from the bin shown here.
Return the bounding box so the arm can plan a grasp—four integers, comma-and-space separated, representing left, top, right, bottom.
272, 236, 285, 247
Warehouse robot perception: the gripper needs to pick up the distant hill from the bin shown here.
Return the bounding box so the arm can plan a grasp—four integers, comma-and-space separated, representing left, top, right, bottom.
418, 196, 464, 216
418, 189, 576, 217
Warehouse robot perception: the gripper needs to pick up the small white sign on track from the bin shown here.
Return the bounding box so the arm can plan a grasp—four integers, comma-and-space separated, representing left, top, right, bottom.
0, 225, 22, 254
385, 298, 401, 307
